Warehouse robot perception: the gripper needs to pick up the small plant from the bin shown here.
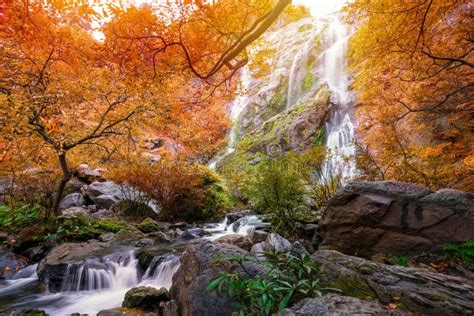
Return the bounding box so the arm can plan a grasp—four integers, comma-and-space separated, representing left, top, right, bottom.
207, 250, 338, 315
443, 241, 474, 267
0, 204, 42, 231
388, 256, 409, 267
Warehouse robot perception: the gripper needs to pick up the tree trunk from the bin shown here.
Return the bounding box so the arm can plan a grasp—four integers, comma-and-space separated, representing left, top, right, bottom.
52, 152, 71, 216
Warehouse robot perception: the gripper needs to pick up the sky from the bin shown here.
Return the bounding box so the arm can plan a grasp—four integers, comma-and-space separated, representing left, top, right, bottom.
293, 0, 347, 17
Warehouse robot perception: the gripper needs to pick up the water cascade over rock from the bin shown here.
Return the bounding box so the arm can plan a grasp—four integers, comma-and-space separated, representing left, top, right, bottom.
211, 15, 357, 180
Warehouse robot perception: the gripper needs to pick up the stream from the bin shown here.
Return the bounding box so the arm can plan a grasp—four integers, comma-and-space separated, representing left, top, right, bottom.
0, 215, 265, 315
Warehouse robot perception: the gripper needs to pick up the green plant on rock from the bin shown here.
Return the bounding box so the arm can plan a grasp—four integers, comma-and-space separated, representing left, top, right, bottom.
0, 204, 42, 231
207, 250, 337, 316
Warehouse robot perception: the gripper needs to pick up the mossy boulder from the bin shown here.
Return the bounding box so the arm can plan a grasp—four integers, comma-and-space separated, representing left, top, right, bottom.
138, 218, 159, 233
122, 286, 170, 310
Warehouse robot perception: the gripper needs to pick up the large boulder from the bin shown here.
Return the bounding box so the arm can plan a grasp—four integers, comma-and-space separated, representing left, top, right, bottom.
321, 181, 474, 257
263, 233, 293, 252
97, 307, 154, 316
84, 181, 125, 209
170, 240, 265, 316
122, 286, 170, 310
37, 240, 112, 292
276, 294, 395, 315
312, 250, 474, 315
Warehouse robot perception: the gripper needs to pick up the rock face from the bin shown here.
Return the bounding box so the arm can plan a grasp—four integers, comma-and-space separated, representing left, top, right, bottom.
264, 233, 293, 252
36, 240, 111, 292
122, 286, 170, 310
170, 240, 265, 316
312, 250, 474, 315
276, 294, 393, 316
321, 181, 474, 257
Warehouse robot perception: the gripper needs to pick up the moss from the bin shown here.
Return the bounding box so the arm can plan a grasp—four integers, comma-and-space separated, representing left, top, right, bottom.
303, 61, 317, 92
327, 276, 375, 301
92, 218, 131, 233
422, 293, 450, 302
138, 218, 158, 233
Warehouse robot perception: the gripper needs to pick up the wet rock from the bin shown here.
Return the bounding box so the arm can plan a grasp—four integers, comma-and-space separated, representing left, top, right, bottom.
263, 233, 292, 252
60, 193, 86, 209
276, 294, 395, 315
0, 247, 29, 279
170, 240, 266, 316
148, 231, 172, 243
135, 238, 154, 247
251, 230, 269, 244
216, 234, 253, 251
225, 209, 253, 222
250, 242, 265, 260
0, 309, 48, 316
123, 286, 170, 310
170, 222, 188, 230
180, 228, 210, 240
97, 307, 155, 316
321, 181, 474, 257
91, 209, 116, 219
302, 223, 318, 238
312, 250, 474, 315
62, 206, 89, 216
37, 240, 112, 292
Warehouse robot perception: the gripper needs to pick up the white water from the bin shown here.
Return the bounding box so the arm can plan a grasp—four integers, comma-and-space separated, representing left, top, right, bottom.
205, 215, 268, 241
319, 19, 356, 180
0, 215, 263, 315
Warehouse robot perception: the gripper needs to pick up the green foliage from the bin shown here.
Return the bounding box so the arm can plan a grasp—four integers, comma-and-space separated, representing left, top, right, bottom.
303, 61, 316, 92
244, 154, 306, 236
207, 250, 337, 315
388, 256, 409, 267
443, 241, 474, 266
312, 129, 325, 145
0, 204, 42, 231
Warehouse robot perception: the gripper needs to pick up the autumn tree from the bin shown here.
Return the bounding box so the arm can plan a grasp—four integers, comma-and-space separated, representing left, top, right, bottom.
347, 0, 473, 190
1, 0, 291, 215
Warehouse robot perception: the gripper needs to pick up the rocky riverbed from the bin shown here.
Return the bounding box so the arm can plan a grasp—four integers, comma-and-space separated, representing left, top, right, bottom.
0, 180, 473, 315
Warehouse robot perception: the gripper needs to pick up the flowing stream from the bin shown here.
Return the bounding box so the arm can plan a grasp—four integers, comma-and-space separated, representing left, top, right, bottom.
0, 215, 265, 315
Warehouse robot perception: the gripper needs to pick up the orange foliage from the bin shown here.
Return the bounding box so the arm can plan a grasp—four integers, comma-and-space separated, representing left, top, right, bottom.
348, 0, 473, 190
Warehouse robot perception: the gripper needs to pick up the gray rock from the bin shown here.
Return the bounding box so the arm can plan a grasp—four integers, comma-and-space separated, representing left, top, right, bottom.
135, 238, 154, 247
170, 240, 266, 316
61, 206, 89, 216
276, 294, 394, 315
263, 233, 292, 252
250, 242, 265, 260
302, 224, 318, 238
312, 249, 474, 315
60, 193, 86, 209
99, 233, 115, 242
321, 181, 474, 257
76, 164, 106, 183
292, 241, 309, 256
91, 209, 116, 219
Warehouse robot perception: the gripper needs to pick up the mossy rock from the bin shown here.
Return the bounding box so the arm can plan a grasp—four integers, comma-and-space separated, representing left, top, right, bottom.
112, 200, 158, 220
122, 286, 170, 310
138, 218, 158, 233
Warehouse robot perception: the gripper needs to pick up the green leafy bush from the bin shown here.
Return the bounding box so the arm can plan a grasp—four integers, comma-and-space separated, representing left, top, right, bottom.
443, 241, 474, 267
207, 250, 337, 315
244, 155, 306, 235
0, 204, 42, 231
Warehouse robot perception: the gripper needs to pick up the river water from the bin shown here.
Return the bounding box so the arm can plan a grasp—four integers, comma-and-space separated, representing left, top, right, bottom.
0, 215, 264, 315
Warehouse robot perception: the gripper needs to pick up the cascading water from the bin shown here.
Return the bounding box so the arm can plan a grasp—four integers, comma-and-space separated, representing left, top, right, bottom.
0, 215, 263, 315
319, 18, 357, 180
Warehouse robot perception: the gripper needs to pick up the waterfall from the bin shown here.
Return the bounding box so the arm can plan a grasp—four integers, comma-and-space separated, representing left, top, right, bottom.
205, 215, 269, 240
319, 18, 356, 180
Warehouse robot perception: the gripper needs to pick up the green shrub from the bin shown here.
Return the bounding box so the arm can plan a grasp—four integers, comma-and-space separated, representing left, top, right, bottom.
0, 204, 42, 231
244, 155, 306, 235
207, 250, 337, 315
443, 241, 474, 267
